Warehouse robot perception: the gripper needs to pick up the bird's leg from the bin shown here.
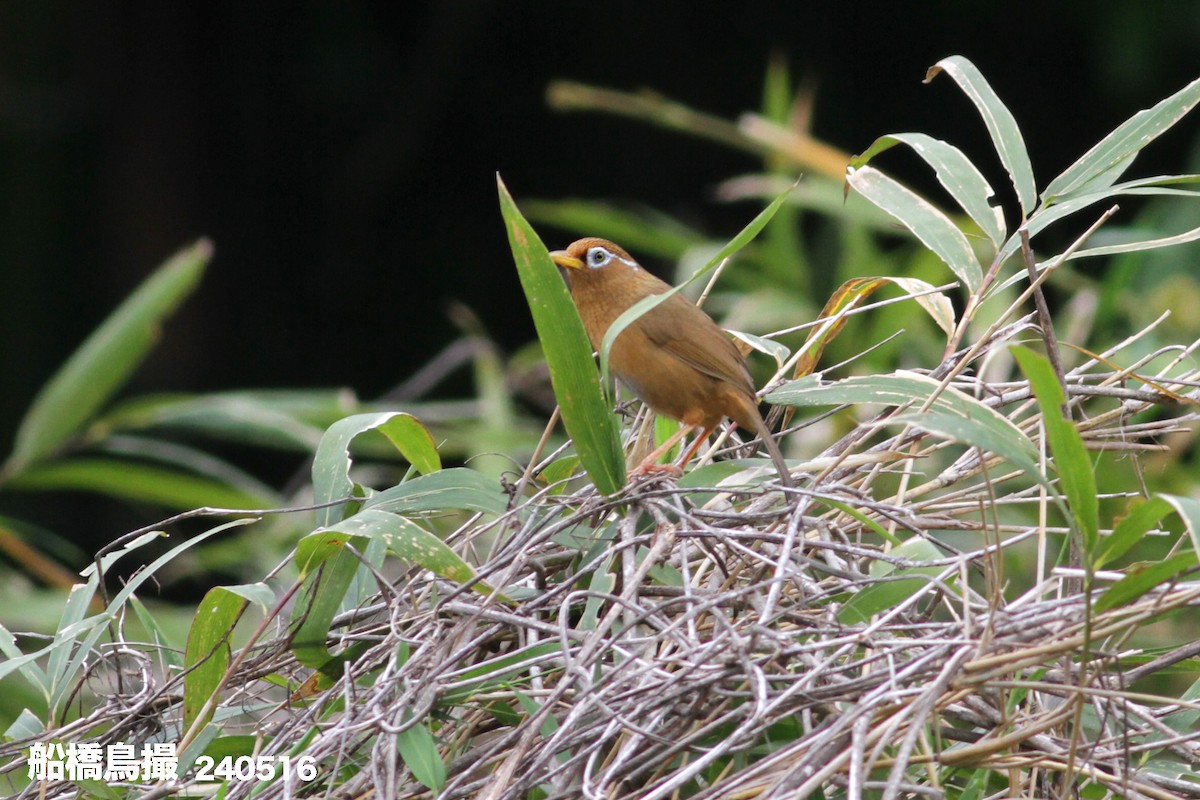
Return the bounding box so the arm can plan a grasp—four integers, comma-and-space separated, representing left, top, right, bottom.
677, 424, 717, 470
631, 423, 721, 480
630, 422, 696, 477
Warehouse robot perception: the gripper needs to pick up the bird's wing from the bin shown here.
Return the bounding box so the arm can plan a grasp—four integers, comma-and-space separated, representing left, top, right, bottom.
637, 295, 756, 395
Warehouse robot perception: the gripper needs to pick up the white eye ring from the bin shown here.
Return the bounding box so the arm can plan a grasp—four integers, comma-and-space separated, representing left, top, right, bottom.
587, 247, 611, 268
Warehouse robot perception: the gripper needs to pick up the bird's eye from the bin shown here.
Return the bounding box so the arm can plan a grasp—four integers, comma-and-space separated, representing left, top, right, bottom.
587, 247, 610, 268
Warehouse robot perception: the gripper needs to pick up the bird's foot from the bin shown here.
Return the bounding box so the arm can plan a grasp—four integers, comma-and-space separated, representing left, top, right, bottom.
629, 462, 683, 481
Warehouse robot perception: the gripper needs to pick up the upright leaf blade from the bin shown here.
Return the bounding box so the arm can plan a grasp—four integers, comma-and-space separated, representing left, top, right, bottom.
6, 239, 212, 475
1012, 346, 1099, 553
498, 175, 624, 495
925, 56, 1036, 216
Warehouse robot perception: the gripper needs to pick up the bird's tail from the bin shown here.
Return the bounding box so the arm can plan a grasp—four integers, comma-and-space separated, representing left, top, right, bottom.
746, 406, 793, 488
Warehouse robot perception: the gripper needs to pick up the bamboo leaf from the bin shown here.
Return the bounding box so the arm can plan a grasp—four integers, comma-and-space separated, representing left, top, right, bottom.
498, 175, 625, 495
6, 240, 211, 475
1044, 75, 1200, 201
845, 166, 982, 292
1095, 552, 1198, 613
769, 371, 1044, 486
364, 467, 507, 516
1098, 496, 1172, 568
396, 713, 447, 791
925, 56, 1037, 216
311, 412, 437, 528
852, 132, 1006, 246
184, 587, 244, 731
1012, 346, 1099, 554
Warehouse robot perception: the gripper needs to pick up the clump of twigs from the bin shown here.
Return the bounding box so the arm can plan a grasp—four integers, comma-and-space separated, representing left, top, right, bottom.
6, 309, 1200, 800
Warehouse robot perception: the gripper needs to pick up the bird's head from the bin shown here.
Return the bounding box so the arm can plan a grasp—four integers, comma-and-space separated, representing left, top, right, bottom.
549, 238, 640, 274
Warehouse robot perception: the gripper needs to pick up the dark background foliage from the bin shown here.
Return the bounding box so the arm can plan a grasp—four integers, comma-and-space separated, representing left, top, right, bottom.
2, 1, 1198, 448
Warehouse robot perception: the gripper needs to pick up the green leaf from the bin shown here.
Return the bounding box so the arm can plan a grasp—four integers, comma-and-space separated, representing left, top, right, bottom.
1043, 75, 1200, 201
374, 413, 441, 475
768, 371, 1044, 486
396, 712, 448, 791
499, 175, 625, 495
290, 528, 369, 670
291, 508, 501, 670
5, 239, 212, 475
852, 132, 1006, 247
99, 391, 334, 451
1098, 496, 1172, 568
925, 56, 1037, 216
1095, 552, 1198, 613
312, 412, 438, 528
45, 584, 98, 708
1012, 346, 1099, 554
845, 165, 982, 292
839, 539, 949, 624
365, 467, 507, 516
1064, 222, 1200, 261
992, 176, 1200, 271
441, 642, 564, 704
184, 587, 245, 730
7, 457, 273, 510
1161, 493, 1200, 558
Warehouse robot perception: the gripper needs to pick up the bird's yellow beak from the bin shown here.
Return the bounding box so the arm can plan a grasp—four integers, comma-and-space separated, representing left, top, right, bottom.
549, 250, 584, 270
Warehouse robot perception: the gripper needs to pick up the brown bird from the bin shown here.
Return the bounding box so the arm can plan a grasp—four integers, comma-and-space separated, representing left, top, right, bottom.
549, 237, 792, 487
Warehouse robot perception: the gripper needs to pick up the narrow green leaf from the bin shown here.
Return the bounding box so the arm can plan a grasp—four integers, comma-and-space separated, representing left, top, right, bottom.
1044, 75, 1200, 201
100, 391, 331, 451
45, 584, 97, 709
290, 529, 368, 669
6, 239, 212, 475
839, 539, 949, 624
374, 413, 441, 475
1095, 552, 1198, 613
220, 582, 275, 610
925, 56, 1037, 216
1098, 496, 1172, 568
8, 458, 273, 510
312, 412, 435, 527
396, 712, 447, 791
1065, 222, 1200, 261
4, 709, 44, 741
1156, 676, 1200, 745
1161, 494, 1200, 558
885, 409, 1044, 490
184, 587, 245, 730
1012, 346, 1099, 554
365, 467, 507, 516
729, 330, 791, 368
499, 175, 625, 495
768, 371, 1045, 487
993, 177, 1200, 270
852, 132, 1006, 246
845, 166, 982, 292
441, 642, 564, 704
291, 508, 501, 670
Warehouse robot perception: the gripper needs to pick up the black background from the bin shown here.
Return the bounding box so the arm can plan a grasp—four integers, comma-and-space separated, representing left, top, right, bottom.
2, 1, 1198, 451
